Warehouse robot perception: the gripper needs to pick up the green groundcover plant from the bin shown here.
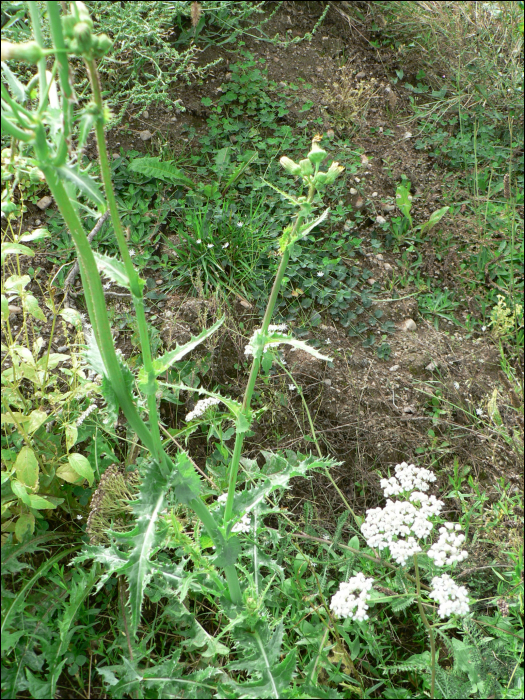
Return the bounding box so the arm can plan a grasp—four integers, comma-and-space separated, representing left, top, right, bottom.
1, 4, 523, 698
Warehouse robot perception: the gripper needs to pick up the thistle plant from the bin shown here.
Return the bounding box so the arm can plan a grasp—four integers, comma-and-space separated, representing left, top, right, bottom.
2, 3, 345, 694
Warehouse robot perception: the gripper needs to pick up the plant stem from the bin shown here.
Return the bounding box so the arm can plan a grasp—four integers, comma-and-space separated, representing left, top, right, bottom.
414, 554, 436, 698
224, 185, 315, 524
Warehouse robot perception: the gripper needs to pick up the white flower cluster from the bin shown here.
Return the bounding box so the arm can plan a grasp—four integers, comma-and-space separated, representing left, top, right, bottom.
380, 462, 436, 497
244, 324, 288, 356
231, 513, 251, 533
76, 404, 97, 427
330, 573, 374, 621
429, 574, 470, 617
185, 397, 221, 422
361, 493, 444, 565
427, 523, 468, 567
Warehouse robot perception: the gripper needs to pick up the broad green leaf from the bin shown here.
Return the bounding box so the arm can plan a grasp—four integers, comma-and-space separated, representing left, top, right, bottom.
59, 307, 83, 328
23, 293, 45, 321
11, 344, 34, 364
40, 353, 69, 370
10, 479, 31, 505
15, 512, 35, 541
67, 453, 94, 486
26, 410, 48, 434
420, 206, 449, 235
56, 164, 106, 208
93, 251, 131, 289
65, 425, 78, 451
4, 274, 31, 292
56, 464, 85, 484
128, 157, 195, 188
20, 227, 50, 243
14, 446, 39, 490
1, 243, 34, 264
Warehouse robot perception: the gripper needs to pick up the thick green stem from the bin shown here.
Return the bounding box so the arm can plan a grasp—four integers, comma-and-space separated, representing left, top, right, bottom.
414, 554, 436, 699
224, 185, 316, 524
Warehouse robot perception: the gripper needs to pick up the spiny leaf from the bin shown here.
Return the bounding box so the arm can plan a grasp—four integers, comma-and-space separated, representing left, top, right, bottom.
128, 157, 195, 188
56, 164, 106, 208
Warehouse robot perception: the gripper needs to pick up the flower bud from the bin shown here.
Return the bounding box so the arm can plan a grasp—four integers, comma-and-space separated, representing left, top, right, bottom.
279, 156, 301, 176
61, 15, 77, 39
324, 161, 344, 185
307, 141, 327, 165
73, 22, 93, 52
298, 158, 313, 176
75, 2, 93, 28
29, 167, 45, 184
314, 172, 327, 185
92, 34, 113, 59
1, 41, 44, 64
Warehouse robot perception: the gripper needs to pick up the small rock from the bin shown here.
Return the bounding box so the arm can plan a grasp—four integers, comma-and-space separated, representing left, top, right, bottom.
36, 195, 52, 210
142, 110, 149, 119
8, 305, 22, 314
367, 278, 376, 286
35, 219, 41, 225
379, 126, 383, 133
354, 177, 360, 183
240, 300, 252, 309
323, 378, 332, 386
139, 130, 152, 141
326, 129, 335, 139
155, 279, 163, 285
371, 191, 378, 197
279, 81, 287, 87
57, 345, 68, 353
376, 215, 387, 224
383, 262, 393, 272
403, 131, 412, 139
389, 364, 400, 372
376, 254, 384, 260
112, 153, 119, 159
356, 71, 366, 80
349, 188, 358, 195
382, 203, 395, 212
170, 117, 178, 122
225, 72, 232, 79
425, 360, 439, 371
360, 154, 369, 165
274, 57, 280, 63
400, 319, 417, 332
403, 405, 416, 414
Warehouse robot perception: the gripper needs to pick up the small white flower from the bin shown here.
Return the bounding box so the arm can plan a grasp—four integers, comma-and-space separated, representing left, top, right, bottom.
103, 282, 111, 290
76, 514, 83, 520
207, 243, 214, 249
196, 239, 202, 244
330, 573, 374, 621
481, 325, 487, 331
76, 404, 97, 427
428, 523, 468, 567
372, 192, 378, 197
185, 397, 221, 422
476, 408, 484, 417
317, 271, 324, 277
429, 574, 470, 617
129, 249, 136, 257
232, 513, 251, 533
453, 382, 460, 390
222, 242, 230, 249
237, 222, 244, 227
325, 338, 331, 344
289, 384, 296, 391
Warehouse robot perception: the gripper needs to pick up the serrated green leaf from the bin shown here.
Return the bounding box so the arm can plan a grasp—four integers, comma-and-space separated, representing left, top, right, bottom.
294, 208, 330, 242
270, 335, 332, 362
128, 157, 195, 188
93, 251, 131, 289
56, 164, 106, 208
150, 317, 225, 376
261, 178, 302, 206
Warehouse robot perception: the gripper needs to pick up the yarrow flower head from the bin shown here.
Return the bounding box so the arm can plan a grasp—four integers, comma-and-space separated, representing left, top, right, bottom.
185, 397, 221, 422
380, 462, 437, 497
330, 573, 374, 621
429, 574, 470, 617
427, 523, 468, 567
76, 404, 97, 427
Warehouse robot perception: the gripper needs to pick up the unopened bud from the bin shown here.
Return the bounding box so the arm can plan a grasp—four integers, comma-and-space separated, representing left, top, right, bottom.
307, 141, 327, 165
73, 22, 93, 52
92, 34, 113, 58
324, 161, 345, 184
298, 158, 313, 176
280, 156, 301, 176
1, 41, 44, 64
